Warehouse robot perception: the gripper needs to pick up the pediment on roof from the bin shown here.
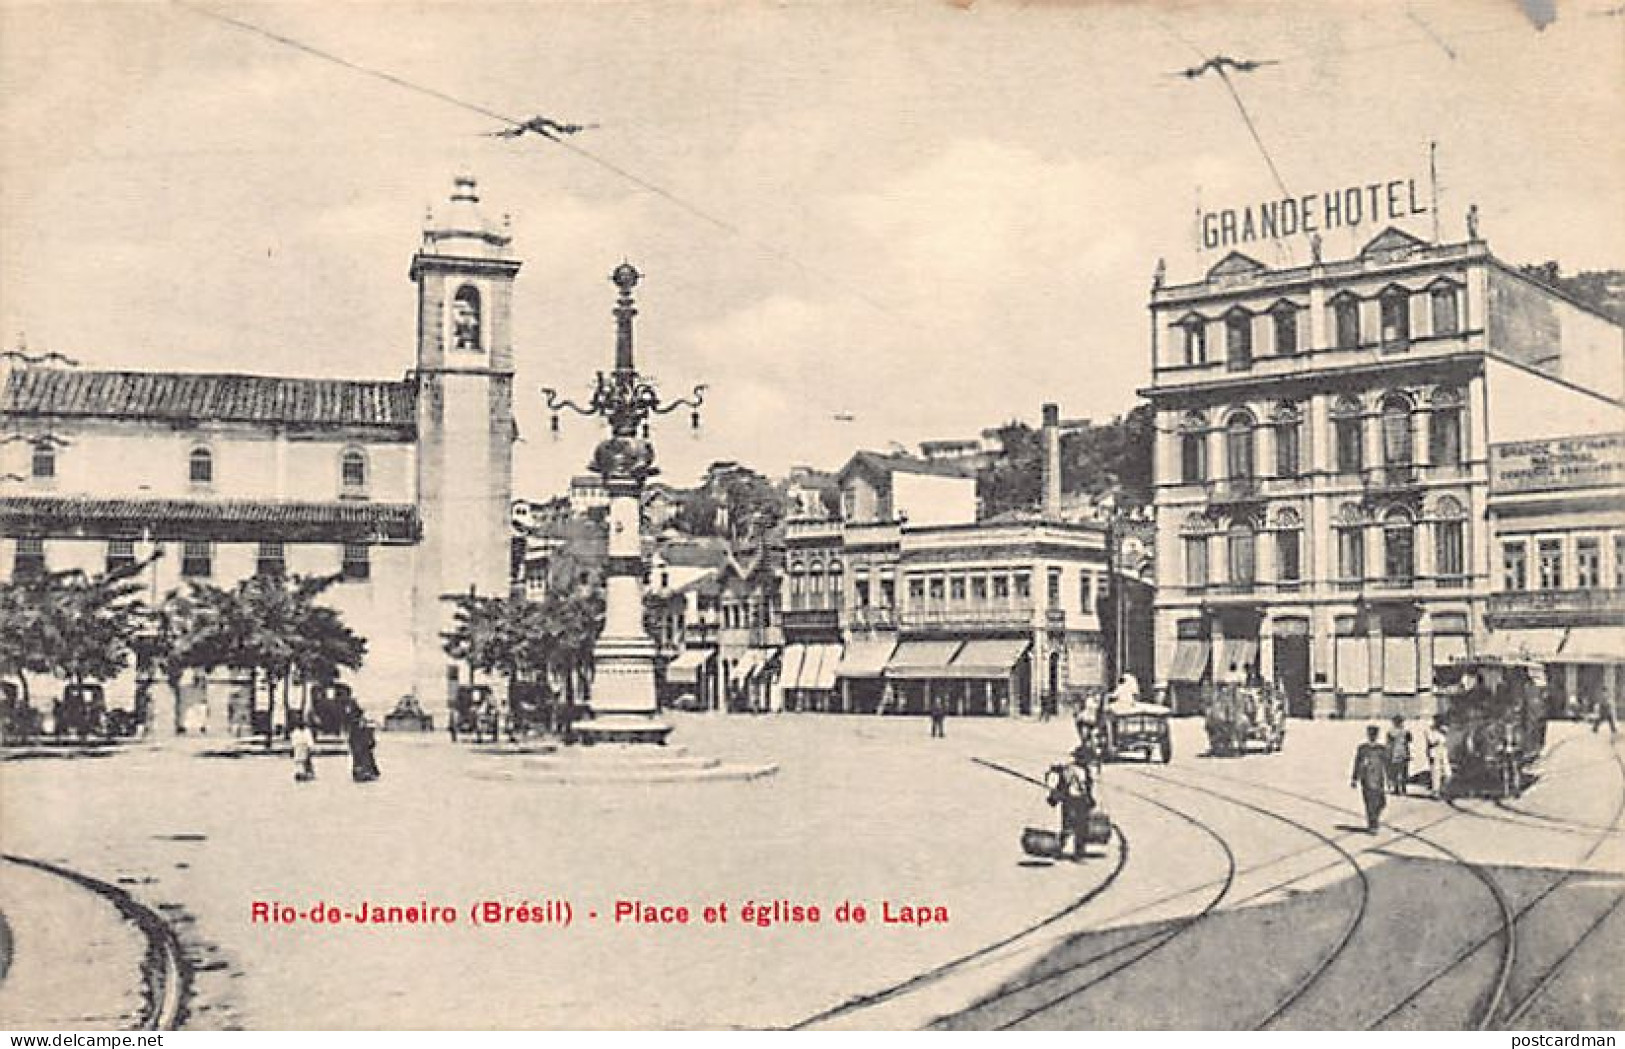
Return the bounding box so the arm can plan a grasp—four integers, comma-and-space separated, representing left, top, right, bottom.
1206, 251, 1268, 279
1359, 227, 1427, 258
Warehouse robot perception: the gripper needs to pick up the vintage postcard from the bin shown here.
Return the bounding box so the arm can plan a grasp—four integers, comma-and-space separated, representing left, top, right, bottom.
1, 0, 1621, 1034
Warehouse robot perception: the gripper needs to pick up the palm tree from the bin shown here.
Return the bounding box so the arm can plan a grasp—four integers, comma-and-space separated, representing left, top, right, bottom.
232, 573, 350, 747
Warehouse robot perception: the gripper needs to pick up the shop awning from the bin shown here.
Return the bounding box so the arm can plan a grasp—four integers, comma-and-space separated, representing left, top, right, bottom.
834, 638, 897, 679
798, 644, 840, 691
1166, 640, 1210, 683
1555, 626, 1625, 664
730, 649, 765, 682
666, 647, 715, 684
780, 645, 808, 690
1216, 638, 1258, 682
885, 640, 964, 680
942, 638, 1032, 679
1480, 628, 1567, 660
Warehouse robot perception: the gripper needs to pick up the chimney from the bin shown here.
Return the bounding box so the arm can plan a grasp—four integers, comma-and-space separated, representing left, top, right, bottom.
1041, 403, 1061, 521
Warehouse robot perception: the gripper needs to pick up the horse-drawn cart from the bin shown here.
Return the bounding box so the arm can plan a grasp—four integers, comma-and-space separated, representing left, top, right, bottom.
1204, 683, 1286, 756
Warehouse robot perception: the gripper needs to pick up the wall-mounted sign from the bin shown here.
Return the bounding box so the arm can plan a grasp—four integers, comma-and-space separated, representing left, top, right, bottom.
1200, 178, 1430, 251
1491, 433, 1625, 494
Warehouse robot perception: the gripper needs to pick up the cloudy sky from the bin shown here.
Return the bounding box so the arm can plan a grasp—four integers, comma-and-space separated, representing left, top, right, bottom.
2, 0, 1621, 497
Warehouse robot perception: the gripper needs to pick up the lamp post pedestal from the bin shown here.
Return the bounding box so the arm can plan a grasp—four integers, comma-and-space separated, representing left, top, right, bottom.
579, 474, 670, 745
545, 264, 702, 747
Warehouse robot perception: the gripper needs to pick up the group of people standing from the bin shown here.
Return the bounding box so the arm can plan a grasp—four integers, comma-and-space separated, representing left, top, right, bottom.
1351, 714, 1455, 831
289, 709, 381, 784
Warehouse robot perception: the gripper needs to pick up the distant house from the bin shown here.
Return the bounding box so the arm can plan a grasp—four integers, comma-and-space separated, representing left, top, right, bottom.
784, 466, 838, 521
836, 451, 978, 528
568, 474, 609, 516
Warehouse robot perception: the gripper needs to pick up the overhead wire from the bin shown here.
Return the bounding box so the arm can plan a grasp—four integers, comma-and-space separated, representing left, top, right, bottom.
169, 0, 899, 319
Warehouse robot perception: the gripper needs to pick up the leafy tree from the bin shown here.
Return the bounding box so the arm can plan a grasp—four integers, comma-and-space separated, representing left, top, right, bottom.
0, 575, 53, 711
42, 564, 148, 688
674, 488, 722, 536
977, 421, 1042, 518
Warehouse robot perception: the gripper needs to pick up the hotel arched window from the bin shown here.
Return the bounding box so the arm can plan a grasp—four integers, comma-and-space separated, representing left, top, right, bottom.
340, 447, 368, 494
1379, 286, 1411, 351
1226, 518, 1257, 586
1225, 410, 1256, 482
1273, 508, 1303, 585
1381, 393, 1415, 468
30, 440, 55, 480
1272, 403, 1302, 478
1429, 387, 1464, 467
1430, 280, 1460, 336
1332, 397, 1364, 474
1270, 301, 1300, 357
1180, 317, 1208, 365
1336, 504, 1366, 582
1332, 293, 1361, 350
188, 446, 214, 487
1433, 497, 1466, 583
1179, 412, 1207, 484
1383, 508, 1416, 584
1225, 308, 1254, 371
451, 284, 482, 351
1181, 515, 1211, 588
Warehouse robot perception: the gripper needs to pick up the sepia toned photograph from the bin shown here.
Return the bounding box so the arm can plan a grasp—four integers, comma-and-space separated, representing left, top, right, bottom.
0, 0, 1621, 1034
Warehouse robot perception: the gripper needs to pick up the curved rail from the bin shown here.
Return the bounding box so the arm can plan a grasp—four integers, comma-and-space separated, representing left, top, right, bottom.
2, 854, 189, 1030
1495, 746, 1625, 1028
1174, 765, 1517, 1031
992, 784, 1238, 1029
1127, 767, 1372, 1030
786, 765, 1132, 1029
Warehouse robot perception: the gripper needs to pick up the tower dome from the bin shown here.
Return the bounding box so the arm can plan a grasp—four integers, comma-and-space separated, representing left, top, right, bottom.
421, 174, 511, 259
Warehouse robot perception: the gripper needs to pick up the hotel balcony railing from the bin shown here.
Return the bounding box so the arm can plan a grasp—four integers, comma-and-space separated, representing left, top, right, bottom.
1205, 476, 1261, 504
1488, 588, 1625, 618
781, 607, 842, 632
1362, 464, 1420, 492
847, 606, 897, 631
898, 605, 1036, 631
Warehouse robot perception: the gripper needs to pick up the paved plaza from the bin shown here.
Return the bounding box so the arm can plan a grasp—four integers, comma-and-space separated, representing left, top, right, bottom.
1, 714, 1621, 1030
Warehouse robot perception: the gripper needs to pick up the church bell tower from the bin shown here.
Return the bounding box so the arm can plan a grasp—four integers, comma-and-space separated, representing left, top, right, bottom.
409, 175, 521, 710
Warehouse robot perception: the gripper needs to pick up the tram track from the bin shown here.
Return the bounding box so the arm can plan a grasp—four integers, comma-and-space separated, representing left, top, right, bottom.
1175, 765, 1517, 1031
1125, 766, 1372, 1030
785, 759, 1133, 1030
927, 753, 1432, 1030
1, 853, 189, 1030
985, 782, 1238, 1029
1493, 745, 1625, 1029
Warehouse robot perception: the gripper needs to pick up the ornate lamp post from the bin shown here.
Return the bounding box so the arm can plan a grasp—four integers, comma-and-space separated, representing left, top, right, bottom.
542, 263, 705, 745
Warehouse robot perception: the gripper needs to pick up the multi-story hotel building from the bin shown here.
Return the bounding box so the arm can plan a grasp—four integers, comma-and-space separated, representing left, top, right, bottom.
0, 176, 519, 729
1145, 224, 1624, 718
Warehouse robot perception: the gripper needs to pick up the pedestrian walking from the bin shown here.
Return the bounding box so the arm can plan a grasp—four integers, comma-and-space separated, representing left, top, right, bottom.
349, 714, 380, 783
1046, 746, 1097, 861
290, 715, 315, 783
1351, 725, 1389, 832
1591, 691, 1619, 736
928, 691, 946, 738
1425, 715, 1451, 800
1386, 715, 1413, 796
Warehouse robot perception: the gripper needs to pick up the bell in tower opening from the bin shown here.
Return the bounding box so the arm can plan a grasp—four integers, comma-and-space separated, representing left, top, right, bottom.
451, 284, 482, 352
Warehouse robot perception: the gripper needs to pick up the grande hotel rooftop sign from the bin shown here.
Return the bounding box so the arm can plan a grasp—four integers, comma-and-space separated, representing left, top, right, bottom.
1200, 177, 1431, 252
